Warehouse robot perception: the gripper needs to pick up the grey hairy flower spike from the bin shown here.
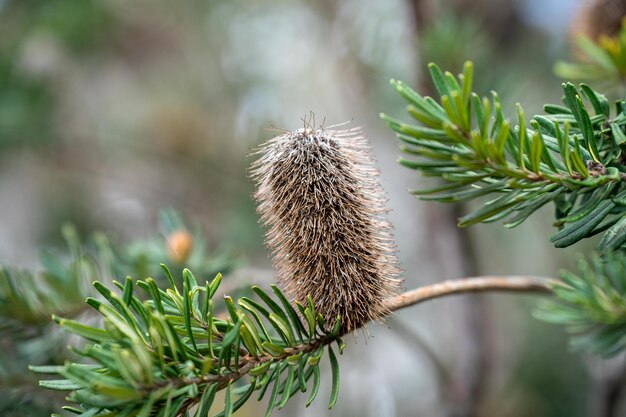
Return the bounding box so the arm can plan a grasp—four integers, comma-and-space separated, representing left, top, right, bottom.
251, 123, 402, 334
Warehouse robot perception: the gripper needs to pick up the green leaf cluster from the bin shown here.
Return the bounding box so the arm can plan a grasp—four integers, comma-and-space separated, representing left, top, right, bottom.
536, 252, 626, 357
0, 211, 239, 331
33, 267, 344, 417
382, 61, 626, 250
0, 225, 111, 416
0, 225, 99, 330
0, 211, 240, 415
383, 60, 626, 357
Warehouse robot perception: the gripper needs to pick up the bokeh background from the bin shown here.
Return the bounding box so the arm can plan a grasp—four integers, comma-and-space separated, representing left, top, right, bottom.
0, 0, 624, 416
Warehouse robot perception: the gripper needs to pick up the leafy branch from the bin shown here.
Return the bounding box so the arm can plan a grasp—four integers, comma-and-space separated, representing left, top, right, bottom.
0, 225, 97, 329
32, 259, 555, 417
0, 226, 111, 416
381, 59, 626, 362
536, 251, 626, 357
0, 212, 240, 416
22, 58, 626, 417
381, 61, 626, 250
33, 266, 345, 417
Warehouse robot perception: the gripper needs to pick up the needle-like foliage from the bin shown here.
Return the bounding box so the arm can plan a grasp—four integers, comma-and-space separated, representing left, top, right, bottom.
0, 212, 240, 416
0, 226, 105, 416
33, 266, 344, 417
536, 251, 626, 357
382, 61, 626, 251
382, 60, 626, 357
117, 209, 240, 284
0, 226, 99, 331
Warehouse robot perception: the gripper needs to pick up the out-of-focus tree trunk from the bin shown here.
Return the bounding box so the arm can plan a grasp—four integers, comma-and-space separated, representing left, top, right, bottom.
586, 355, 626, 417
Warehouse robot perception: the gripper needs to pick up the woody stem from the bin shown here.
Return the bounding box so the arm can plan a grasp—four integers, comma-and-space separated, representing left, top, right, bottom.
387, 276, 556, 312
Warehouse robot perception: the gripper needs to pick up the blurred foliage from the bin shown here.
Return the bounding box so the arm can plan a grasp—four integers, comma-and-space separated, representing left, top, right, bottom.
0, 0, 116, 148
419, 13, 493, 84
0, 211, 240, 416
536, 252, 626, 357
383, 61, 626, 250
0, 226, 99, 417
118, 210, 241, 285
556, 18, 626, 94
23, 0, 115, 54
0, 60, 53, 147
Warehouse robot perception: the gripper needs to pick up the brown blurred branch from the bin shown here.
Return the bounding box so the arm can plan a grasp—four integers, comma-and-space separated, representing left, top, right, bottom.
388, 276, 554, 312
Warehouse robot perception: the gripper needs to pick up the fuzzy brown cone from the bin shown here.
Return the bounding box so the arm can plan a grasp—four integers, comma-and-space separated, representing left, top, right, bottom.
251, 125, 402, 333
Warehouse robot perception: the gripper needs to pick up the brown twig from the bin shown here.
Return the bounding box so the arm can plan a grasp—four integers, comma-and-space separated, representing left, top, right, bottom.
387, 276, 555, 312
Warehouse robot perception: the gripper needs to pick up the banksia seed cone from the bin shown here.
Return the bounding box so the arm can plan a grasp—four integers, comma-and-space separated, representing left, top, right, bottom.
251, 125, 401, 334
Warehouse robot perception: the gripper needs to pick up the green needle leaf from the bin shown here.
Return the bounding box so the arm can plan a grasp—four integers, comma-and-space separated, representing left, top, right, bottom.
328, 346, 340, 409
223, 383, 233, 417
277, 365, 296, 409
194, 383, 217, 417
265, 367, 282, 417
271, 284, 307, 341
306, 365, 321, 408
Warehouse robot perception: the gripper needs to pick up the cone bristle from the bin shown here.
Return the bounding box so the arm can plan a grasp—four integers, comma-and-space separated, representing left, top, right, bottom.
251, 125, 402, 333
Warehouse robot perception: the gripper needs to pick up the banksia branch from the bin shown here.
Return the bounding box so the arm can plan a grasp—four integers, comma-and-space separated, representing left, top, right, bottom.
251, 124, 402, 334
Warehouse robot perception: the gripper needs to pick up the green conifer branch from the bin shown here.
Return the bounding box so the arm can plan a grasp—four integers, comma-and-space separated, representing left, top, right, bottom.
32, 264, 557, 417
382, 61, 626, 250
32, 267, 345, 417
0, 225, 101, 329
0, 213, 240, 415
536, 251, 626, 357
382, 59, 626, 361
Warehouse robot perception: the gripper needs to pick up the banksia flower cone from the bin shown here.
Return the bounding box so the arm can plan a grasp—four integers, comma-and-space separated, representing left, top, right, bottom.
251, 124, 401, 334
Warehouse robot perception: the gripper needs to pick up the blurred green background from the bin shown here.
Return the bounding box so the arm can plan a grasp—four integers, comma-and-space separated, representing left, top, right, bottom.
0, 0, 623, 416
